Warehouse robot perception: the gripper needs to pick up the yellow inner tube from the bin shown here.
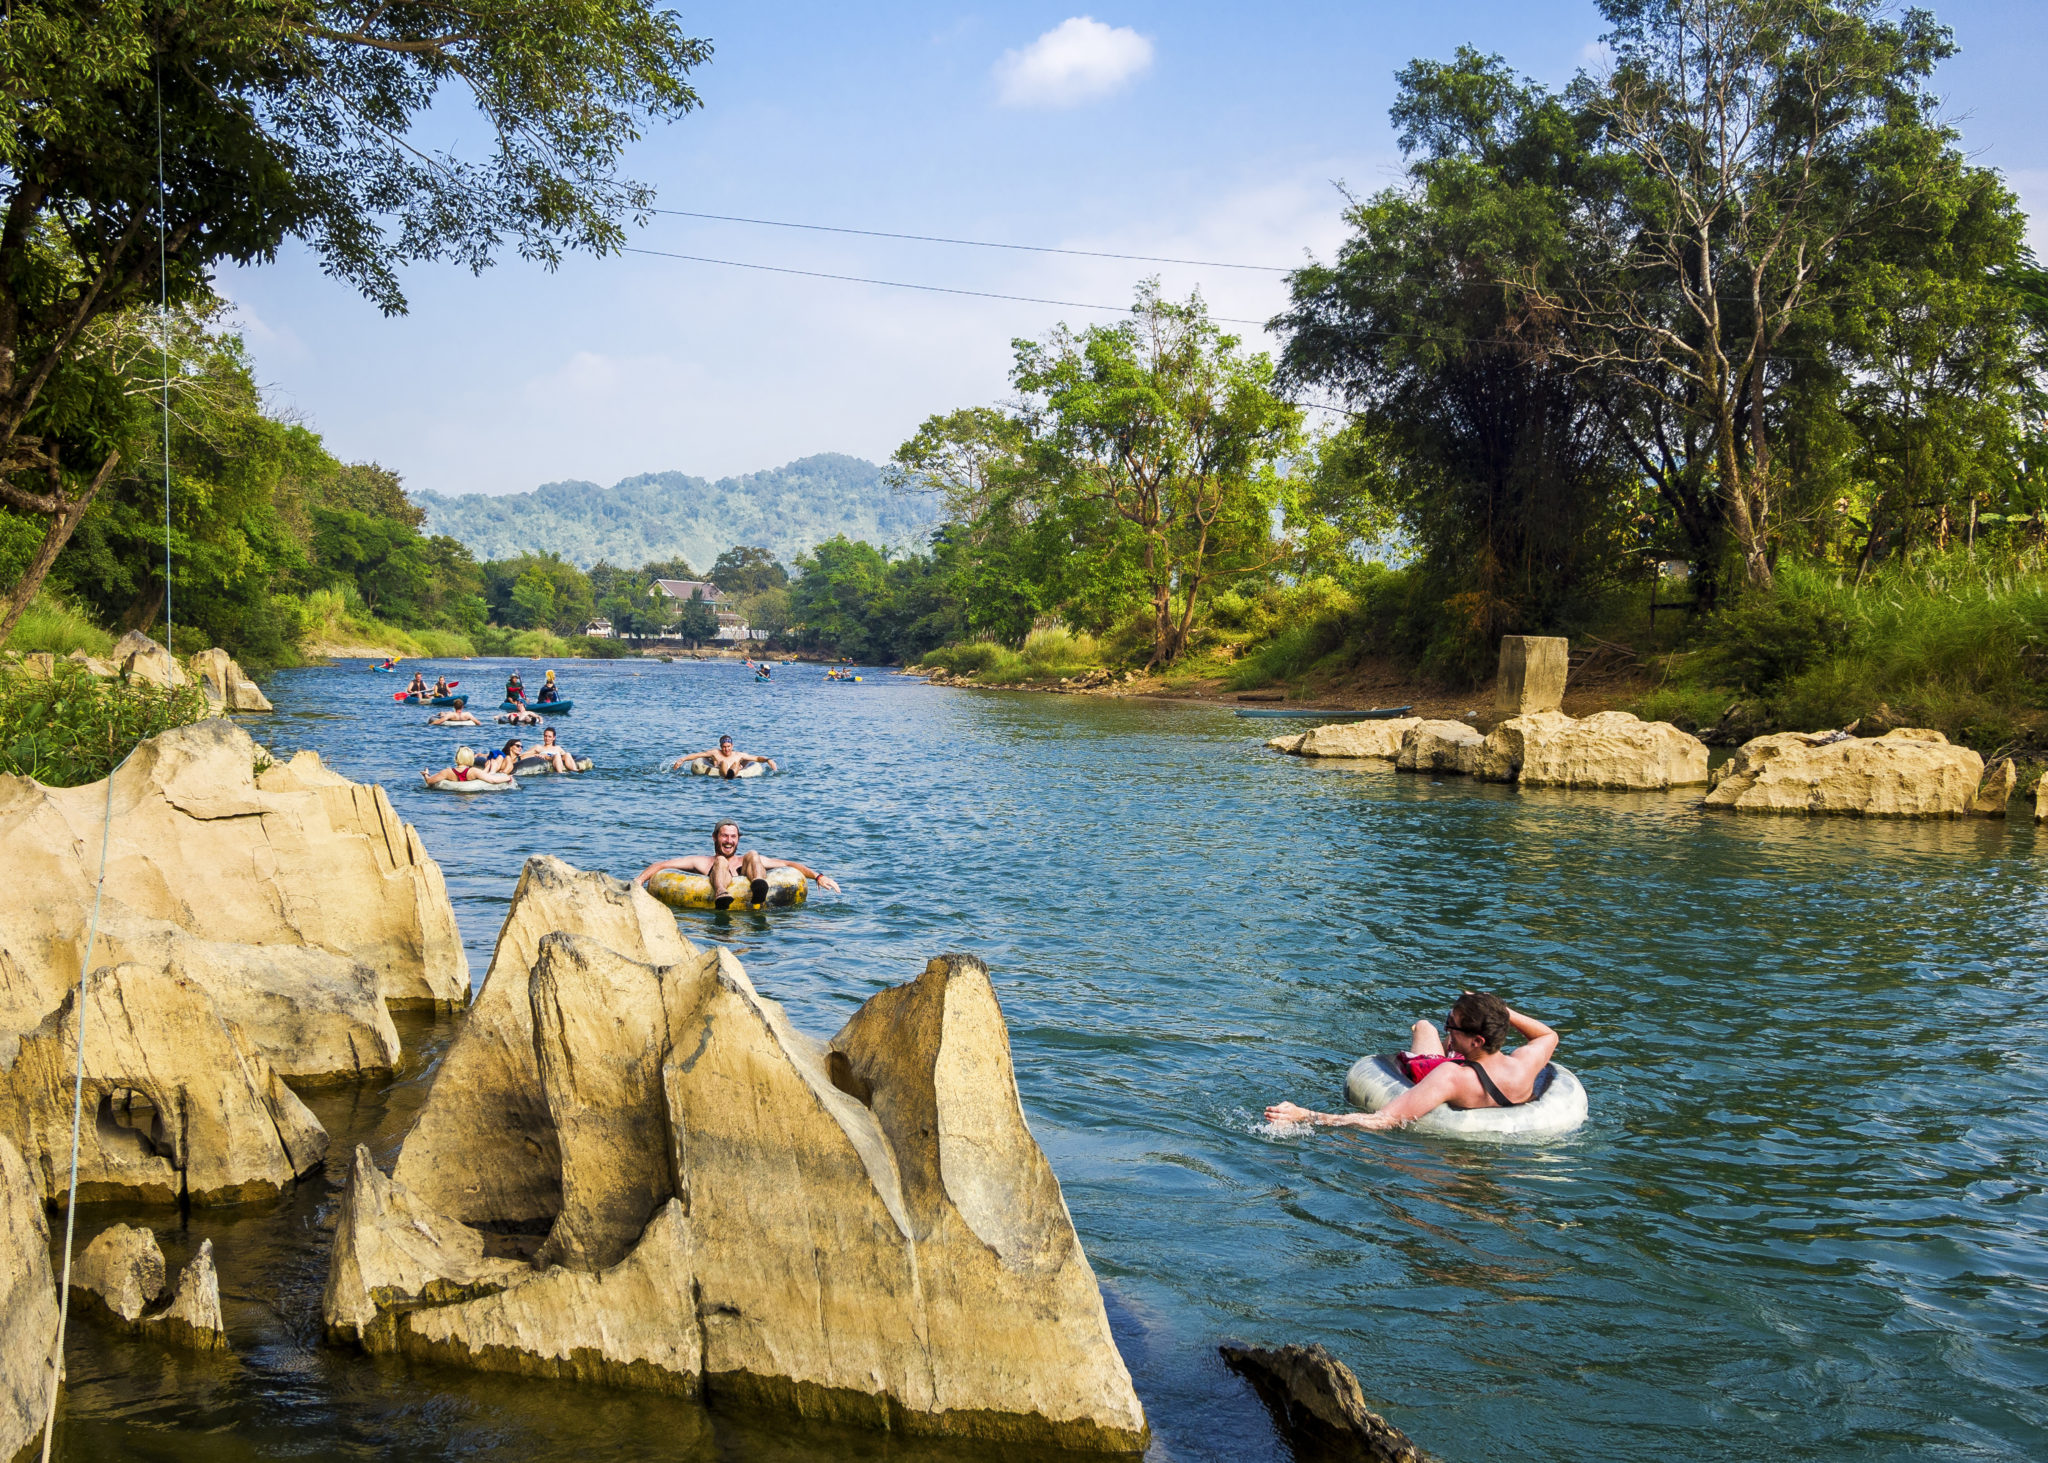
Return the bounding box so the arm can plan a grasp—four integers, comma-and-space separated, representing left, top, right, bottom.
646, 866, 808, 911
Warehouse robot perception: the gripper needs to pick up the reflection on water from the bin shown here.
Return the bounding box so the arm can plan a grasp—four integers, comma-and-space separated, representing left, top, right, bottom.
44, 661, 2048, 1461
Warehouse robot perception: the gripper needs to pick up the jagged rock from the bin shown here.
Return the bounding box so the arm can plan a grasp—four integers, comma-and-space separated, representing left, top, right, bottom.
0, 1136, 57, 1462
1291, 719, 1422, 759
1478, 710, 1707, 789
0, 721, 466, 1033
393, 856, 693, 1227
2036, 773, 2048, 823
369, 946, 1148, 1452
112, 630, 187, 689
1220, 1343, 1436, 1463
71, 1223, 166, 1325
65, 648, 119, 678
1704, 729, 1985, 818
322, 1146, 526, 1350
1395, 720, 1484, 775
188, 648, 273, 713
142, 1239, 227, 1350
1495, 635, 1567, 715
1264, 733, 1305, 753
0, 962, 327, 1205
1972, 757, 2017, 817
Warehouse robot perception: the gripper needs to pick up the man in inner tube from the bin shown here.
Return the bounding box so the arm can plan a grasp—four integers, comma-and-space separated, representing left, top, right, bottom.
668, 734, 776, 779
634, 819, 840, 910
1265, 991, 1558, 1131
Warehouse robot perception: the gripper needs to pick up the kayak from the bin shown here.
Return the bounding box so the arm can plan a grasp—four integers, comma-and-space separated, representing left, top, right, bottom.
1342, 1054, 1588, 1141
645, 866, 806, 912
429, 695, 467, 708
1234, 705, 1413, 719
534, 700, 572, 714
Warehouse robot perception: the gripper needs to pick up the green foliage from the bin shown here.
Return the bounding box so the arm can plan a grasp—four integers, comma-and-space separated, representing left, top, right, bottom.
709, 545, 789, 596
5, 588, 113, 657
675, 591, 719, 645
0, 662, 209, 787
788, 536, 961, 663
482, 553, 594, 635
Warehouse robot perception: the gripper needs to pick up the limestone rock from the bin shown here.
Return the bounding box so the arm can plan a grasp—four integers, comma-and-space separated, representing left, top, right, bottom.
0, 1136, 57, 1462
1220, 1343, 1436, 1463
65, 648, 118, 678
188, 648, 272, 714
0, 962, 327, 1205
1395, 720, 1484, 775
142, 1239, 227, 1350
0, 720, 467, 1034
1292, 718, 1422, 759
393, 856, 693, 1227
1972, 757, 2017, 817
1704, 729, 1985, 818
1480, 709, 1708, 790
1265, 733, 1305, 753
113, 630, 186, 689
322, 1145, 526, 1350
2037, 773, 2048, 824
1495, 635, 1567, 715
19, 652, 53, 680
72, 1223, 166, 1325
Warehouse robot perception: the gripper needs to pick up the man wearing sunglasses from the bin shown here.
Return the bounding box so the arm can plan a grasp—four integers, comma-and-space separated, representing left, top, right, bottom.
1265, 990, 1559, 1132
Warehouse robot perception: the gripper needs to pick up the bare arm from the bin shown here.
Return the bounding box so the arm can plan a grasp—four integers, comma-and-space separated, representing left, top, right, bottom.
1504, 1006, 1560, 1070
756, 855, 840, 893
634, 855, 713, 884
1265, 1064, 1477, 1132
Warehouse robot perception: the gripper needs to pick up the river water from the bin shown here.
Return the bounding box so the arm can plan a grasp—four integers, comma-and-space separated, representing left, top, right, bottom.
47, 658, 2048, 1462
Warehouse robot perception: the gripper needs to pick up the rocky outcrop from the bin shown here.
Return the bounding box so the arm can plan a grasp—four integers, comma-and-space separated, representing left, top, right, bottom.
65, 648, 119, 678
0, 1136, 57, 1462
143, 1239, 227, 1350
1395, 720, 1484, 775
322, 1146, 527, 1350
393, 856, 693, 1227
1289, 719, 1422, 759
1265, 733, 1305, 753
0, 962, 327, 1205
346, 942, 1148, 1452
1495, 635, 1567, 715
72, 1223, 166, 1325
113, 630, 186, 689
1479, 710, 1708, 790
1704, 729, 1985, 818
1972, 757, 2017, 817
188, 648, 273, 713
0, 721, 466, 1038
1220, 1343, 1436, 1463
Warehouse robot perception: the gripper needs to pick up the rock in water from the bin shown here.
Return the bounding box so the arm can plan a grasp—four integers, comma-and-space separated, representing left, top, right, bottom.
1972, 757, 2017, 817
72, 1223, 166, 1325
393, 856, 695, 1228
0, 1136, 57, 1461
1479, 710, 1708, 790
1264, 733, 1305, 753
353, 943, 1149, 1452
1395, 720, 1484, 775
143, 1239, 227, 1351
1220, 1343, 1437, 1463
0, 963, 327, 1205
1495, 634, 1567, 716
1704, 729, 1985, 817
322, 1146, 527, 1350
1291, 719, 1422, 759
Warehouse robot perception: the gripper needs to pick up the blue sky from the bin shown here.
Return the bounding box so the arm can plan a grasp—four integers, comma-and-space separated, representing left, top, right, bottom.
223, 2, 2048, 498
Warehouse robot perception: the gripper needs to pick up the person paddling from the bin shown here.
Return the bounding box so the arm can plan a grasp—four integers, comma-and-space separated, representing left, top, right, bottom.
536, 669, 560, 704
405, 671, 427, 698
505, 671, 526, 705
669, 734, 776, 778
634, 820, 838, 910
1265, 991, 1559, 1132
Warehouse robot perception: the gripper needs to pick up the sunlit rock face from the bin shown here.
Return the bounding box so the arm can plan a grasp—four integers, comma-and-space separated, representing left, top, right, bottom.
1480, 710, 1709, 790
0, 1135, 57, 1461
1706, 728, 1985, 817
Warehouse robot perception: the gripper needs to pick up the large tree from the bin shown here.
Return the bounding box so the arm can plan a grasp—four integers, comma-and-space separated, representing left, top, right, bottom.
0, 0, 709, 637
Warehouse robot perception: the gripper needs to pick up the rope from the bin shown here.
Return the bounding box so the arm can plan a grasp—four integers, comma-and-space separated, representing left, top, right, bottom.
156, 56, 172, 652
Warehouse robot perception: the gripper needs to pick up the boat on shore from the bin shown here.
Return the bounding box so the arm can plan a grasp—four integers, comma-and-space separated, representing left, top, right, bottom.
1234, 705, 1413, 719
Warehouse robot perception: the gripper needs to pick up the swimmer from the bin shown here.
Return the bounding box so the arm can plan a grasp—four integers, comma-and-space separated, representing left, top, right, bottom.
428, 707, 481, 726
496, 708, 541, 725
634, 820, 840, 910
422, 748, 513, 788
527, 726, 578, 773
669, 734, 776, 778
1265, 991, 1558, 1132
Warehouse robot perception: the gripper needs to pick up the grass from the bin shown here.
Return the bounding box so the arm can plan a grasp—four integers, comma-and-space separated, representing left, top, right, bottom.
0, 659, 210, 786
919, 625, 1105, 684
3, 589, 117, 658
297, 589, 480, 659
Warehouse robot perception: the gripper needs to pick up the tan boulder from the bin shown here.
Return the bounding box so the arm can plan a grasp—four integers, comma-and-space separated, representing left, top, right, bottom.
1972, 757, 2017, 817
1264, 733, 1305, 753
322, 1146, 526, 1350
113, 630, 186, 689
1478, 710, 1707, 789
188, 648, 273, 713
393, 856, 693, 1227
1495, 635, 1567, 715
0, 721, 466, 1023
72, 1222, 166, 1324
142, 1239, 227, 1350
1395, 720, 1484, 775
2037, 773, 2048, 823
65, 648, 118, 678
0, 962, 326, 1205
1292, 718, 1422, 759
0, 1136, 57, 1462
1705, 729, 1985, 817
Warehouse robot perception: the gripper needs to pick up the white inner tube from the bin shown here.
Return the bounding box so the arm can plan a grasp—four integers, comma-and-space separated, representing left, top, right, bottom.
681, 757, 766, 779
1343, 1053, 1588, 1141
428, 775, 518, 793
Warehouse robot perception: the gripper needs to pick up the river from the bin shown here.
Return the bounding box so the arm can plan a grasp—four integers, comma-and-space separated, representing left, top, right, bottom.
48, 657, 2048, 1461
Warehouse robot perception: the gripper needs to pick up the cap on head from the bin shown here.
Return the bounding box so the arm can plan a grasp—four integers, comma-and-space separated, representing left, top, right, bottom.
714, 819, 739, 839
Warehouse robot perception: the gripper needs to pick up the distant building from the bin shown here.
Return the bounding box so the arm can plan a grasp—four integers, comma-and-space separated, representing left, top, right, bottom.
582, 618, 615, 638
650, 578, 753, 643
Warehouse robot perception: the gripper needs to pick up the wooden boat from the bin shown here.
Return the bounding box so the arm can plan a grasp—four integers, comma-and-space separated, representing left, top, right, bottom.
1233, 705, 1413, 719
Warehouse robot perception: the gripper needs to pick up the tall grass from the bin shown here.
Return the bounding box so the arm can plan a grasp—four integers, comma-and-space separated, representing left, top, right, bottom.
919, 625, 1103, 683
3, 589, 115, 657
0, 660, 210, 786
297, 589, 478, 659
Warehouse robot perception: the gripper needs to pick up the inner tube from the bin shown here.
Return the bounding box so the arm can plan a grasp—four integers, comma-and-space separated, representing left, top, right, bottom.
645, 865, 806, 911
680, 757, 766, 780
1342, 1054, 1587, 1141
513, 756, 594, 775
427, 775, 518, 794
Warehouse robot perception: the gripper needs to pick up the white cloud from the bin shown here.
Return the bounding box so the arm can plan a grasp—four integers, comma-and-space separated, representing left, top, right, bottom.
994, 17, 1152, 109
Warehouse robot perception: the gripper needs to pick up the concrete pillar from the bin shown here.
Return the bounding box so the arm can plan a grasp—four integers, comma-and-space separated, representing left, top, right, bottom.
1496, 636, 1568, 716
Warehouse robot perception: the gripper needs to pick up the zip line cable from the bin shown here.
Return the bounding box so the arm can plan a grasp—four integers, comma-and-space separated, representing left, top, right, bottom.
647, 208, 1296, 273
157, 60, 172, 652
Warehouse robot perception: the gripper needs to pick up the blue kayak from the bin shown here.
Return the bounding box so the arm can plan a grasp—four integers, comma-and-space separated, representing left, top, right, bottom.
429, 694, 467, 708
534, 700, 573, 714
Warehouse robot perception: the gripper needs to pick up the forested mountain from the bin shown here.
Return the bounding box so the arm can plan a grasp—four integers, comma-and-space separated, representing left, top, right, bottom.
413, 454, 939, 570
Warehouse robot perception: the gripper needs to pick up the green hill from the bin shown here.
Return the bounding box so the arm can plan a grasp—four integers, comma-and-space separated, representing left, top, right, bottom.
413, 453, 938, 570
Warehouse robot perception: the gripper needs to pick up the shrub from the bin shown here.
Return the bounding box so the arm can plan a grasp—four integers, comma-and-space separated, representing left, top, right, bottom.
4, 589, 114, 658
0, 661, 210, 786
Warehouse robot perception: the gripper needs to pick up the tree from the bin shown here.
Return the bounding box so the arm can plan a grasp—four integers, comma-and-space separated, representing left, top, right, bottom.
1014, 283, 1302, 666
509, 567, 557, 629
709, 544, 787, 596
0, 0, 710, 636
676, 588, 719, 645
